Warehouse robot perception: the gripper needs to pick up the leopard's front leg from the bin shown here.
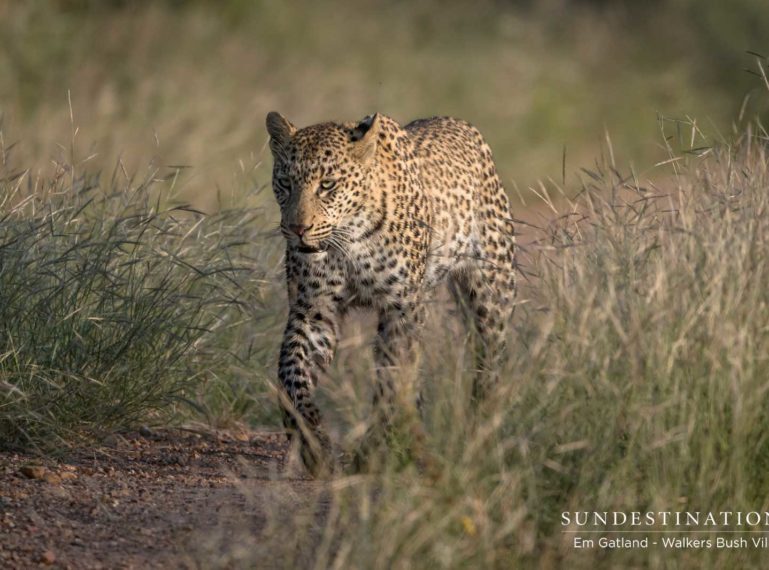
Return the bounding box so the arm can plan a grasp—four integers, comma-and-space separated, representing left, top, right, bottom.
372, 301, 425, 419
353, 299, 432, 471
278, 253, 342, 477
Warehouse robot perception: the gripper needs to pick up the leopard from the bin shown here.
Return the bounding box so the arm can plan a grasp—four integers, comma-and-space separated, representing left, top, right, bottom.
265, 111, 516, 476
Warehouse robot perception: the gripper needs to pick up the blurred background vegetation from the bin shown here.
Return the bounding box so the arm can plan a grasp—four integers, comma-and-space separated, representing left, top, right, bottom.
0, 0, 767, 211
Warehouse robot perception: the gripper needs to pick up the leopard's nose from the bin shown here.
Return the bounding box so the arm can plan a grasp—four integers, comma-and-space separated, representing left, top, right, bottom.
289, 223, 312, 238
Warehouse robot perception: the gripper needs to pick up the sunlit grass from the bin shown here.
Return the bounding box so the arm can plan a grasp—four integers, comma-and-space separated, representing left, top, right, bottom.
1, 0, 766, 211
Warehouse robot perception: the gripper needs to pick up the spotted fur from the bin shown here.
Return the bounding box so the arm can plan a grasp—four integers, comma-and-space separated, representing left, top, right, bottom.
266, 112, 516, 475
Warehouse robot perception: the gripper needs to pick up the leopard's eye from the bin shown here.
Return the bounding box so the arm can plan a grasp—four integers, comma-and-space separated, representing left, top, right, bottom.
318, 179, 337, 194
276, 175, 291, 191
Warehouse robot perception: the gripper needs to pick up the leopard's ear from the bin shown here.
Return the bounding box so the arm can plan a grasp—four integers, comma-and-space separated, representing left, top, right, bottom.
350, 113, 381, 165
266, 111, 296, 157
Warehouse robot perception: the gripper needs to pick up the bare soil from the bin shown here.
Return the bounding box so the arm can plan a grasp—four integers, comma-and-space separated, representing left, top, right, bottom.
0, 429, 314, 569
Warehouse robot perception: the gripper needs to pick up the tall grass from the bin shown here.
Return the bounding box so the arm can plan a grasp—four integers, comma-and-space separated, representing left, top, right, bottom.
192, 115, 769, 568
2, 0, 766, 210
0, 130, 281, 449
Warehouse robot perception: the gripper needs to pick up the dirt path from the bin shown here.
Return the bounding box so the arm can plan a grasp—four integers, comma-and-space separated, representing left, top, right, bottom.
0, 429, 316, 569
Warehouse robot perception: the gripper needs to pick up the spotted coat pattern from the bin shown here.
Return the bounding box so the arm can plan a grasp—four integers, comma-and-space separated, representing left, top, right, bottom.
265, 112, 516, 475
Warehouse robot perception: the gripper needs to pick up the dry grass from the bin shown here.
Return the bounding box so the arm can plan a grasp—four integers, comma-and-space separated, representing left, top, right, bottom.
1, 0, 766, 213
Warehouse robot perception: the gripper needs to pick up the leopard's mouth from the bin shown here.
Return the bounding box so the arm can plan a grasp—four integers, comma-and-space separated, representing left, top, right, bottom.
296, 244, 327, 255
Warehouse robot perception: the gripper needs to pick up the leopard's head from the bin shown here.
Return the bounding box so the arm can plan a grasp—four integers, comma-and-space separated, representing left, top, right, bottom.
266, 112, 381, 255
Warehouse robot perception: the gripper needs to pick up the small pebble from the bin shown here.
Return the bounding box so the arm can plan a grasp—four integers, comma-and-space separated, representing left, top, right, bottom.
19, 465, 46, 480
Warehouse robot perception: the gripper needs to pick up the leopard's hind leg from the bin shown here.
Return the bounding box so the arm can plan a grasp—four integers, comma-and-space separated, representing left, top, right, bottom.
450, 182, 516, 401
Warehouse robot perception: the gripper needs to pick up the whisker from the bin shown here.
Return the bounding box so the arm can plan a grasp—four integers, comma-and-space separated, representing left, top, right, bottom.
325, 236, 351, 261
